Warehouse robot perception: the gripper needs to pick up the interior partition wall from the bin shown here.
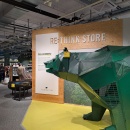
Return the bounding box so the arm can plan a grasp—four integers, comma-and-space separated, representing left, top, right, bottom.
32, 19, 123, 103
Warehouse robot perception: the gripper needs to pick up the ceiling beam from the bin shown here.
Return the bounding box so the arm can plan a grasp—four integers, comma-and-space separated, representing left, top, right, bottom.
0, 22, 32, 30
0, 0, 72, 23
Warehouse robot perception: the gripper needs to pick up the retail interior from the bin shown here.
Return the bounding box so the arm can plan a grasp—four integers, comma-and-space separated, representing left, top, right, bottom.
0, 0, 130, 130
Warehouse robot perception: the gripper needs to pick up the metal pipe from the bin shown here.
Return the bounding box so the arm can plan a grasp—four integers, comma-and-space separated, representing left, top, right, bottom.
56, 0, 103, 20
27, 19, 29, 37
78, 5, 130, 24
10, 23, 32, 29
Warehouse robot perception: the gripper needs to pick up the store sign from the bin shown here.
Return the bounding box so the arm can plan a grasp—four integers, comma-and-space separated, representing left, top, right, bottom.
50, 33, 105, 44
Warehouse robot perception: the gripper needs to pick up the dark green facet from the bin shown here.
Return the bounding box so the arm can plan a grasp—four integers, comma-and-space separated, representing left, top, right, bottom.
44, 45, 130, 130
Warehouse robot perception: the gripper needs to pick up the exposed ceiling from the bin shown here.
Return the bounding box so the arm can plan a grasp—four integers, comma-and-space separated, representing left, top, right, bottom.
0, 0, 130, 59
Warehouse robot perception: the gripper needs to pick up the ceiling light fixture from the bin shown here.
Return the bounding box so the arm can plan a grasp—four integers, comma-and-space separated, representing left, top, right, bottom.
44, 0, 51, 4
44, 0, 52, 7
48, 1, 52, 7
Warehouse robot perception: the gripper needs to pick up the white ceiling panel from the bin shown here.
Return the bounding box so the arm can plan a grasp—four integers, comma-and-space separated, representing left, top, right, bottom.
5, 7, 27, 20
17, 11, 55, 25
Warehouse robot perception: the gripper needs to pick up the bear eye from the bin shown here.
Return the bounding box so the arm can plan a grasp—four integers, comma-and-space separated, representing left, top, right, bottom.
53, 59, 55, 62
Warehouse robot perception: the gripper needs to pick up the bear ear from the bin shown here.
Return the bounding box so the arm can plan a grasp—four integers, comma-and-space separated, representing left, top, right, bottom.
63, 47, 68, 52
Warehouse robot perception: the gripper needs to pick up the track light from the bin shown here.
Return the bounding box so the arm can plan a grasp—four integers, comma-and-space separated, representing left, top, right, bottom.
43, 0, 52, 7
48, 1, 52, 7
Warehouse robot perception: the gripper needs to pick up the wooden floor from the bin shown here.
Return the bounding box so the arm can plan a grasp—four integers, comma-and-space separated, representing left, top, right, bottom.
22, 100, 111, 130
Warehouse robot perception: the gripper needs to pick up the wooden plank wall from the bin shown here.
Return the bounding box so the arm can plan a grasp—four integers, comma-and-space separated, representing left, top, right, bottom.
32, 19, 123, 103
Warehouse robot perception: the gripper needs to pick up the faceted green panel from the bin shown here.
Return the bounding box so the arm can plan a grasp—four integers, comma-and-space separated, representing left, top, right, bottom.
80, 65, 116, 89
78, 78, 109, 109
53, 58, 61, 71
111, 46, 130, 62
109, 104, 126, 130
68, 51, 112, 76
117, 73, 130, 130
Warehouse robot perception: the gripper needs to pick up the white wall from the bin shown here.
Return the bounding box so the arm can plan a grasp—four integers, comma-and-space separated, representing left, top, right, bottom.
123, 18, 130, 46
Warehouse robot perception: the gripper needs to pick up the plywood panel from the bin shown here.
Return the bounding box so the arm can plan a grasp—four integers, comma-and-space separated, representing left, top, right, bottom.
59, 20, 122, 50
32, 19, 123, 103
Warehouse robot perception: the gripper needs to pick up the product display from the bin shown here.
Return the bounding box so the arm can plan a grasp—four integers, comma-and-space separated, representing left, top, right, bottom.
8, 79, 32, 91
8, 66, 32, 100
45, 46, 130, 130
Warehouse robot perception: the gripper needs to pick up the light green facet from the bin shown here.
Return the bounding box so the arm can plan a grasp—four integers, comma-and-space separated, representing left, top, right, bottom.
44, 46, 130, 130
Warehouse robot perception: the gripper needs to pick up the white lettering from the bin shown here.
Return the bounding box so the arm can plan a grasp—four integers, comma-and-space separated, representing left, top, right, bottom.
91, 34, 95, 42
76, 36, 80, 43
68, 37, 71, 43
60, 37, 63, 43
96, 34, 100, 42
64, 37, 68, 43
71, 37, 75, 43
50, 33, 106, 44
86, 35, 90, 42
82, 35, 86, 43
102, 33, 105, 41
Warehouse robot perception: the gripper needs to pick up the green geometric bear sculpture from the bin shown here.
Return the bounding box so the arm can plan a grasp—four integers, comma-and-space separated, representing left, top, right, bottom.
44, 46, 130, 130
